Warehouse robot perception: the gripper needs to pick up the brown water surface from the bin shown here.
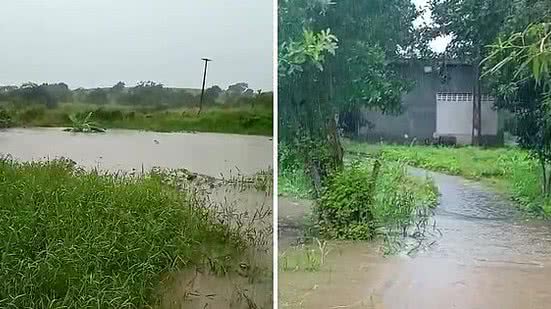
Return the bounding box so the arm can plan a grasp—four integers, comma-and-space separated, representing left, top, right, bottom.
0, 128, 272, 176
279, 169, 551, 308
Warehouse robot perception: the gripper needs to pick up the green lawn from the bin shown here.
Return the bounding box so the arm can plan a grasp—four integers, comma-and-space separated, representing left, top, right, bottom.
346, 141, 550, 216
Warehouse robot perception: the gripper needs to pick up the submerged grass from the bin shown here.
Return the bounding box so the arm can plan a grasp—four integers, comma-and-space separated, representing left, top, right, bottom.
278, 142, 438, 258
2, 103, 272, 136
278, 168, 312, 199
0, 158, 248, 308
314, 159, 438, 242
277, 143, 313, 199
347, 141, 549, 216
279, 239, 329, 272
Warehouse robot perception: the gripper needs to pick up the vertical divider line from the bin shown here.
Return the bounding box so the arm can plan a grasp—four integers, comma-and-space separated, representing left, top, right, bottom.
272, 0, 279, 307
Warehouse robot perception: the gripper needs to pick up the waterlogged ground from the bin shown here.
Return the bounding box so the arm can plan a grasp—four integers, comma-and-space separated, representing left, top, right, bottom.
279, 169, 551, 308
0, 128, 272, 177
0, 128, 274, 309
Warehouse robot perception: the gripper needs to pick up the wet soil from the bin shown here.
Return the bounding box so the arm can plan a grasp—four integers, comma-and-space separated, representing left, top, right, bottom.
279, 169, 551, 308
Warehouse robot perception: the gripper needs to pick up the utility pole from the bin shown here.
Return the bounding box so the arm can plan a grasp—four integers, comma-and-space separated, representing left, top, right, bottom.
472, 52, 482, 146
198, 57, 212, 115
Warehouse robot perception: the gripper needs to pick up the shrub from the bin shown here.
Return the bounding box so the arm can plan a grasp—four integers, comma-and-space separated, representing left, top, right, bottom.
315, 160, 437, 241
316, 162, 379, 240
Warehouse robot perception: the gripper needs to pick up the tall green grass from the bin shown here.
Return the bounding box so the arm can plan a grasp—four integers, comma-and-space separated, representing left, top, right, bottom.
0, 158, 245, 308
315, 160, 438, 241
1, 103, 272, 136
278, 143, 314, 198
347, 142, 549, 216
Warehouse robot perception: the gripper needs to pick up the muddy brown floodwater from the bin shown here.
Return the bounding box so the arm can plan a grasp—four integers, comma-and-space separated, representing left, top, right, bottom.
0, 128, 272, 177
0, 128, 274, 309
280, 168, 551, 309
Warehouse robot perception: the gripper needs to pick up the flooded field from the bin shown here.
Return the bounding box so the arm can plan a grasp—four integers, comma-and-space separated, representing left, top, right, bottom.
1, 127, 274, 309
0, 128, 272, 176
279, 169, 551, 308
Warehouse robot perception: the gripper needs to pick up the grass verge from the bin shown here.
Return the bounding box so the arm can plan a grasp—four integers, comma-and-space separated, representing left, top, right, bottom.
1, 103, 272, 136
347, 141, 550, 216
0, 158, 247, 308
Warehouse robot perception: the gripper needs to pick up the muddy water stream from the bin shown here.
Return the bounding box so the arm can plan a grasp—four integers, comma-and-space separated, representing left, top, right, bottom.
280, 169, 551, 308
1, 128, 274, 308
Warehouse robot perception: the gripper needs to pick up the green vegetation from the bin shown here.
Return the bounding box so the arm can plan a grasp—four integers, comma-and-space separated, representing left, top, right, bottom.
0, 158, 249, 308
0, 109, 11, 128
483, 22, 551, 196
280, 239, 329, 272
278, 143, 313, 198
316, 160, 437, 241
65, 111, 106, 133
348, 142, 551, 216
278, 0, 418, 187
0, 103, 272, 135
0, 80, 273, 135
279, 143, 438, 243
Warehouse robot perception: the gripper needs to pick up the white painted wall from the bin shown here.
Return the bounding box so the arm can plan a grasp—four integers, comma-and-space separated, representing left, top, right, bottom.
436, 93, 498, 144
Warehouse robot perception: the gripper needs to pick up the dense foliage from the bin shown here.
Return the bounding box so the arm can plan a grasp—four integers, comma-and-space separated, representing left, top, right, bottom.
278, 0, 420, 194
0, 81, 266, 109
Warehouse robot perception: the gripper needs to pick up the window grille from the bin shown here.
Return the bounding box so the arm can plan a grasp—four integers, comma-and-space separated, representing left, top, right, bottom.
436, 93, 495, 102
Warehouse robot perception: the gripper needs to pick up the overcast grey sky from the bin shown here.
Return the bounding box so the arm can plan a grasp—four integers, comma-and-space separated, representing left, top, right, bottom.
0, 0, 273, 90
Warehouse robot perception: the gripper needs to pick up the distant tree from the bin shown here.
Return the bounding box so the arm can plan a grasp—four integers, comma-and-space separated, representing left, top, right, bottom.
227, 82, 249, 95
226, 82, 251, 103
204, 85, 223, 104
86, 88, 108, 105
43, 83, 72, 103
120, 81, 165, 106
112, 81, 125, 92
243, 88, 255, 97
15, 83, 59, 108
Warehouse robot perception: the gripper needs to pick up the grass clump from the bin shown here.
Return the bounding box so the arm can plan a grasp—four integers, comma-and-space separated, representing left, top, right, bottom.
278, 143, 313, 199
280, 239, 329, 272
315, 160, 438, 241
347, 142, 549, 216
0, 158, 245, 308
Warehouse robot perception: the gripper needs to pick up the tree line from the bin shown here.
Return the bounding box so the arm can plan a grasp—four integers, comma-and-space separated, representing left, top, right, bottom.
0, 81, 269, 109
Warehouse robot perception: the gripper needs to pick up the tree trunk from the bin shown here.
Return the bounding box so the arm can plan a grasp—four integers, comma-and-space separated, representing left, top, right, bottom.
541, 160, 547, 195
540, 153, 548, 196
327, 114, 344, 169
326, 66, 344, 170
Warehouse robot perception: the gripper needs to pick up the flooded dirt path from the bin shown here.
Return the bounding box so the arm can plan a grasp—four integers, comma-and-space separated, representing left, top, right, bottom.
280, 169, 551, 308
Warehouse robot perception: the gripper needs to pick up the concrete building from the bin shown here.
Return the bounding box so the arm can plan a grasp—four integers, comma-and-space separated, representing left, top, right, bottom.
352, 60, 504, 145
